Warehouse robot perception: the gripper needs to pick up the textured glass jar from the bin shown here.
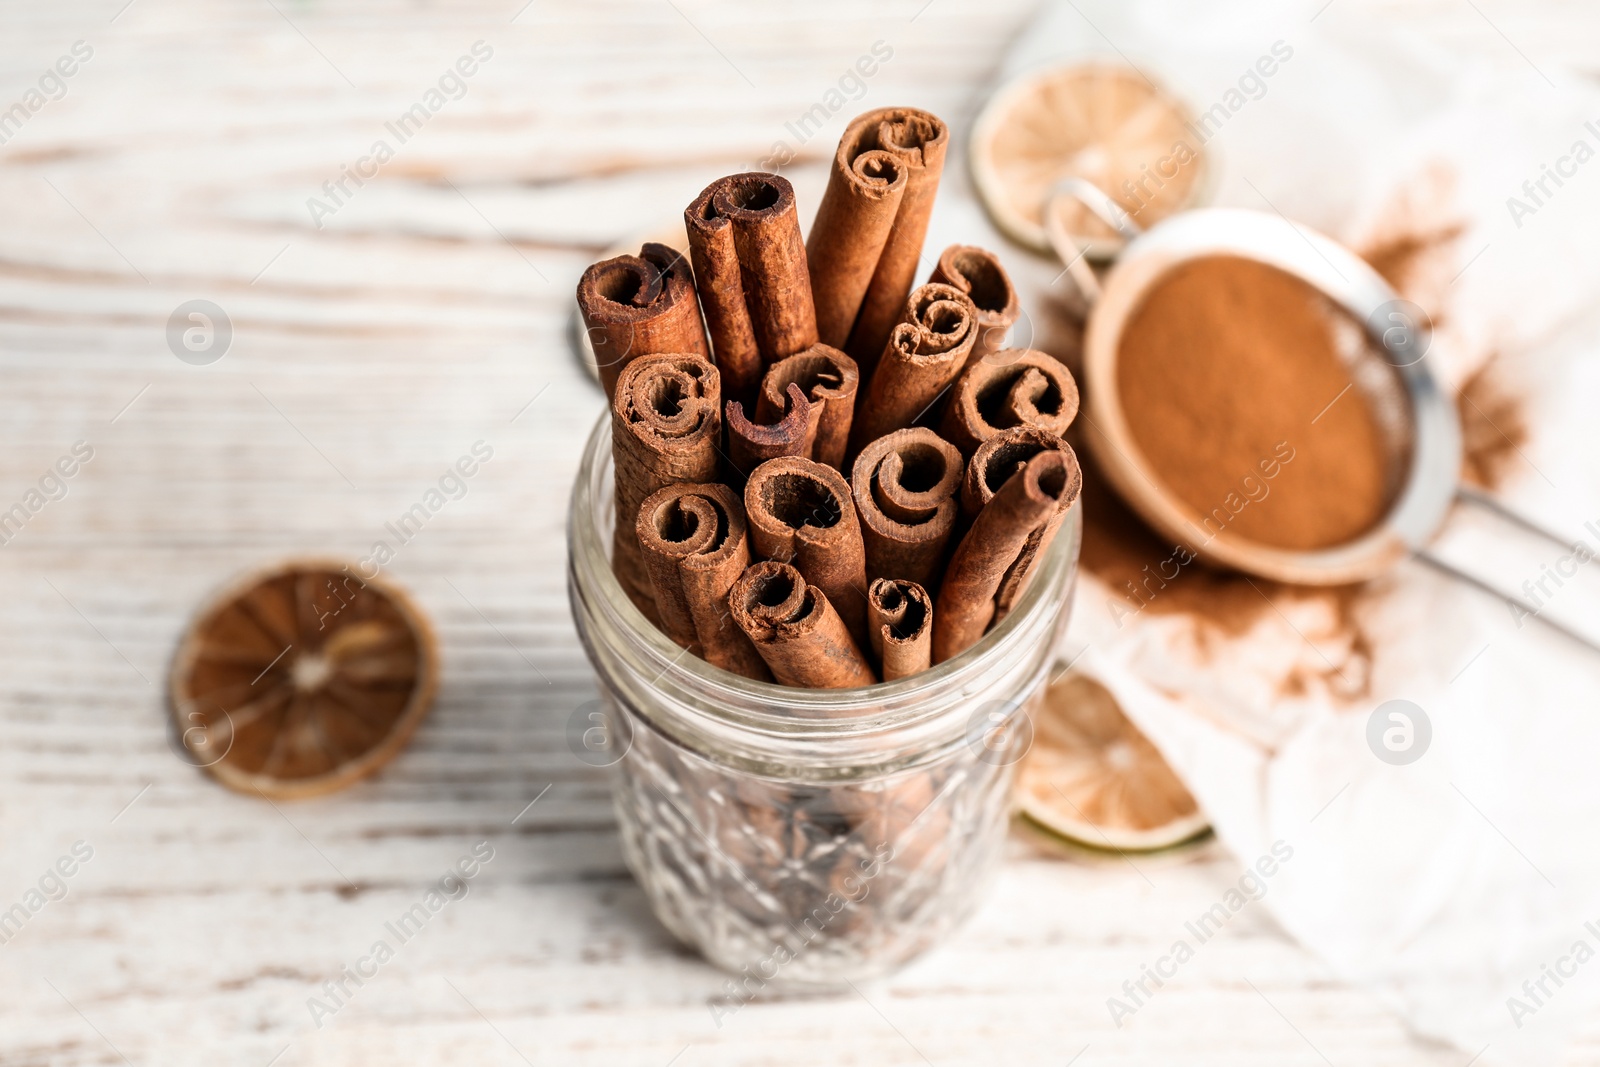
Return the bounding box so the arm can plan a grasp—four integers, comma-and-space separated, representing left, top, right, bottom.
567, 414, 1079, 985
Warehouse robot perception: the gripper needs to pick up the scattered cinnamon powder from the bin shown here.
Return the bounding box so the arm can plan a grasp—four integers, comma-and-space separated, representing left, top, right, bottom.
1457, 356, 1529, 491
1075, 439, 1274, 637
1354, 161, 1466, 321
1116, 256, 1396, 551
1361, 222, 1464, 301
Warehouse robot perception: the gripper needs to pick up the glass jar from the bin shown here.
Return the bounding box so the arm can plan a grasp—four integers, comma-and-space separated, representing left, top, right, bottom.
567, 414, 1080, 985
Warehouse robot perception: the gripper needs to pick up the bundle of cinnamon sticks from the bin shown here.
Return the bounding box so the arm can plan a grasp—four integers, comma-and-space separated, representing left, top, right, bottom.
579, 107, 1083, 691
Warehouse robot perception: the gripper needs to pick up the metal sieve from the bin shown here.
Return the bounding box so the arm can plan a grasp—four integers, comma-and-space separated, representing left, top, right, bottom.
1047, 181, 1600, 653
1048, 179, 1457, 585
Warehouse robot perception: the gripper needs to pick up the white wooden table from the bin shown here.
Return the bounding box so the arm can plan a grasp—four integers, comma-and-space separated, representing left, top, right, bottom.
1, 1, 1591, 1063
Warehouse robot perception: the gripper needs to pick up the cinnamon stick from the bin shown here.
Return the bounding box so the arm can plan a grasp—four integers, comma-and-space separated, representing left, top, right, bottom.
939, 348, 1081, 456
577, 243, 708, 399
867, 578, 932, 681
934, 448, 1074, 663
685, 173, 818, 403
611, 354, 722, 622
743, 456, 870, 649
961, 425, 1078, 517
808, 108, 950, 373
726, 383, 810, 483
928, 245, 1019, 369
961, 428, 1081, 619
757, 344, 859, 470
729, 561, 876, 689
848, 282, 977, 456
636, 482, 771, 681
850, 428, 963, 591
807, 144, 906, 354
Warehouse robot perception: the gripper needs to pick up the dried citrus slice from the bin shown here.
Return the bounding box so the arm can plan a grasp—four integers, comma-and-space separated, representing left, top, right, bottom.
971, 63, 1208, 258
1017, 670, 1208, 851
169, 561, 439, 799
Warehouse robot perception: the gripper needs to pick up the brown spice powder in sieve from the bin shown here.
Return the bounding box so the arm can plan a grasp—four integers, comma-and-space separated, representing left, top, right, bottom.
1115, 256, 1393, 551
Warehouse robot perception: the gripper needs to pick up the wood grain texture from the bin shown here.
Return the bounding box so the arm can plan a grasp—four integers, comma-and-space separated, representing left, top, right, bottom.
0, 1, 1594, 1063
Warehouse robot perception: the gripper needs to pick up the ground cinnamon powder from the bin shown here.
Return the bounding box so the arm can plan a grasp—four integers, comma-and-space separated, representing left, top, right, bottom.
1115, 256, 1394, 551
1457, 356, 1528, 491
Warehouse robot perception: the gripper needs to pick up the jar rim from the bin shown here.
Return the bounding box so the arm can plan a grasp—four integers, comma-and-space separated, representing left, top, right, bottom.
568, 411, 1080, 738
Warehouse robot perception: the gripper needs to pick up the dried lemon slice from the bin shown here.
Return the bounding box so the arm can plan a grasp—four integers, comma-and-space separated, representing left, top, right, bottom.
971, 63, 1209, 259
1017, 670, 1208, 852
169, 561, 439, 799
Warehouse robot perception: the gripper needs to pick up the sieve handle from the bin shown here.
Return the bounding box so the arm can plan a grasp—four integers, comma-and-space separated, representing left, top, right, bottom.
1453, 484, 1579, 546
1043, 179, 1144, 305
1411, 487, 1600, 657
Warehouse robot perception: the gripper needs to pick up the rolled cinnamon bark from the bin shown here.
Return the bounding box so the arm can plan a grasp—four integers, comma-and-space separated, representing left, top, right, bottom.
757, 344, 860, 471
726, 383, 810, 484
807, 147, 907, 352
928, 245, 1019, 369
939, 348, 1081, 456
848, 283, 977, 456
934, 448, 1075, 663
636, 482, 771, 681
743, 456, 870, 648
577, 243, 708, 399
686, 173, 818, 403
867, 578, 933, 681
961, 427, 1081, 619
729, 561, 876, 689
808, 107, 949, 373
611, 354, 722, 622
850, 428, 963, 591
961, 426, 1077, 517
